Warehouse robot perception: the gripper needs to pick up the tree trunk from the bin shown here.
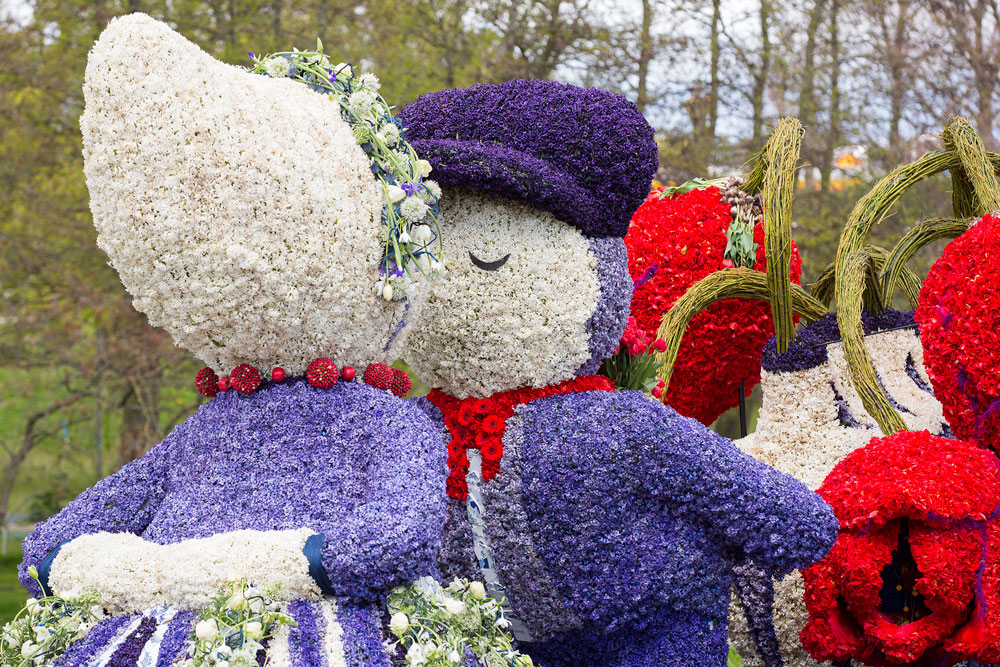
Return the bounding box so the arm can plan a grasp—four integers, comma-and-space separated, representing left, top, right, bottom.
636, 0, 654, 113
799, 0, 826, 189
820, 0, 842, 192
708, 0, 722, 140
750, 0, 772, 146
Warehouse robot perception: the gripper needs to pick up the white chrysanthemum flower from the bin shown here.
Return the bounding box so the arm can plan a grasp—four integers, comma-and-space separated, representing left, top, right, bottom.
347, 89, 377, 116
263, 56, 290, 78
359, 72, 380, 91
378, 123, 400, 147
422, 179, 442, 200
400, 195, 430, 223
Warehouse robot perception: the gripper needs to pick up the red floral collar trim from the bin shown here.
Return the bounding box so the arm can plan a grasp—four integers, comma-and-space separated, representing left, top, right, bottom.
427, 376, 616, 500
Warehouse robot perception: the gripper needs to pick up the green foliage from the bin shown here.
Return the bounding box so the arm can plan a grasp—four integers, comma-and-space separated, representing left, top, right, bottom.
0, 539, 26, 627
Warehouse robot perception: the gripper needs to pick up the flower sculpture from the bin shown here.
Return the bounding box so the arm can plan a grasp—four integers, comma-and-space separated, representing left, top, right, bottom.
398, 84, 837, 666
14, 14, 477, 666
917, 212, 1000, 451
626, 178, 803, 425
728, 310, 951, 667
800, 430, 1000, 666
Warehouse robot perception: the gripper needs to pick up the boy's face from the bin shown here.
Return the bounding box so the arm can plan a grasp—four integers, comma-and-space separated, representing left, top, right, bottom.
403, 189, 607, 398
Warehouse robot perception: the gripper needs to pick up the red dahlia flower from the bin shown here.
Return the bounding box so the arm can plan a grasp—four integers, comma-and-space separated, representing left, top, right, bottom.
801, 430, 1000, 666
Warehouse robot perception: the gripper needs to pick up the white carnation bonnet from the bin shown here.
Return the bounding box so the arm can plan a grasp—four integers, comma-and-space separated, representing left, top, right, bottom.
402, 189, 603, 398
81, 13, 423, 375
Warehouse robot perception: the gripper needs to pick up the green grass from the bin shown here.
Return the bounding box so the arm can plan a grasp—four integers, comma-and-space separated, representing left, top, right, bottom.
0, 535, 26, 626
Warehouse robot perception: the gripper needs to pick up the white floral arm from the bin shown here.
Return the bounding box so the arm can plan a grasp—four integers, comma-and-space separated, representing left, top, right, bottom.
47, 529, 322, 614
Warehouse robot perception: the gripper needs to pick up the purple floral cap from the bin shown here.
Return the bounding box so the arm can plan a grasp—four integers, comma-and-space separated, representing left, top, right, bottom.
397, 80, 658, 238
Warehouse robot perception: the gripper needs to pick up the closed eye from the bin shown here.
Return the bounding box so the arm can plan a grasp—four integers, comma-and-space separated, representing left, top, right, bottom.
469, 251, 510, 271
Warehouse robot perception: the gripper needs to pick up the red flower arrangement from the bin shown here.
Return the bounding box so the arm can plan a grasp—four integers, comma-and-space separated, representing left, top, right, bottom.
800, 430, 1000, 666
427, 375, 616, 500
625, 185, 802, 425
916, 213, 1000, 451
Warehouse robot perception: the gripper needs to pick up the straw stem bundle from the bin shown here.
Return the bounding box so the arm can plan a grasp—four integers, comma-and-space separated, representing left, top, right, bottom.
943, 117, 1000, 215
762, 118, 803, 353
654, 269, 827, 394
837, 250, 909, 435
879, 217, 971, 304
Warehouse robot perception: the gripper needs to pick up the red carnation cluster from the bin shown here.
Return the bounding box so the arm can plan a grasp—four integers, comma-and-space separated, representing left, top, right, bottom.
625, 186, 802, 425
917, 213, 1000, 451
801, 430, 1000, 666
427, 376, 617, 500
195, 367, 220, 397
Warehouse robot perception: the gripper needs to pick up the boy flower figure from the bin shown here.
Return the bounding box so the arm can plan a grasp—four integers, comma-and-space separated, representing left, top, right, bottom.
397, 80, 839, 666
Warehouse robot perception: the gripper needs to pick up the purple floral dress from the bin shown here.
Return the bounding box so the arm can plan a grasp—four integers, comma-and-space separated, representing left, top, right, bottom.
20, 380, 447, 667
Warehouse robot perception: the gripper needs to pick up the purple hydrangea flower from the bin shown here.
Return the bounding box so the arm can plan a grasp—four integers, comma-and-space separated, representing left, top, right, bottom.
52, 616, 134, 667
106, 616, 157, 667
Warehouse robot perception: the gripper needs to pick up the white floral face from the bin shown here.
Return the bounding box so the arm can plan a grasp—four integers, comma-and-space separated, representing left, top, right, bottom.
81, 14, 421, 375
403, 189, 602, 397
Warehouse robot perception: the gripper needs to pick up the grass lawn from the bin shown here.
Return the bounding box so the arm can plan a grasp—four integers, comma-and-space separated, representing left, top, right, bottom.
0, 534, 26, 626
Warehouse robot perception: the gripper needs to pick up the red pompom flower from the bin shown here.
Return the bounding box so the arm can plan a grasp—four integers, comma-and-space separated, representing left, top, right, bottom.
801, 430, 1000, 666
362, 362, 393, 390
195, 366, 219, 397
230, 364, 261, 394
306, 358, 339, 389
390, 369, 412, 397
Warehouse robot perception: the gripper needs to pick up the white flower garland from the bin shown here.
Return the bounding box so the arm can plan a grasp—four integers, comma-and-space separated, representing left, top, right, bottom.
729, 329, 949, 667
0, 568, 105, 667
402, 189, 600, 397
81, 14, 419, 376
247, 47, 444, 303
47, 530, 321, 614
386, 577, 531, 667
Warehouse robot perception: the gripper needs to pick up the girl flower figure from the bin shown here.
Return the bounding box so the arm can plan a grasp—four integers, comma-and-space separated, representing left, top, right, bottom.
801, 430, 1000, 666
17, 14, 449, 666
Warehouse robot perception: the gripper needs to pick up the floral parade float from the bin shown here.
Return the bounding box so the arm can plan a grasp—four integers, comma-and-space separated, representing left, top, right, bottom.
4, 13, 531, 667
0, 12, 843, 667
394, 85, 837, 666
647, 117, 1000, 666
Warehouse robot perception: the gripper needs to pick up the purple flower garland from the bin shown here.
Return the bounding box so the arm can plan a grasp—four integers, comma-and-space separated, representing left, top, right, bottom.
336, 601, 390, 667
287, 600, 324, 667
155, 610, 196, 667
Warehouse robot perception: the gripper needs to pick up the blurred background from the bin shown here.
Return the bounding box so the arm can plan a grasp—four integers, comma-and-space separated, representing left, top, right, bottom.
0, 0, 997, 620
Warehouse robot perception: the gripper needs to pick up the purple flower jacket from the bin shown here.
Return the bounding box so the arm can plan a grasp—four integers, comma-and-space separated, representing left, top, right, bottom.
19, 380, 448, 604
